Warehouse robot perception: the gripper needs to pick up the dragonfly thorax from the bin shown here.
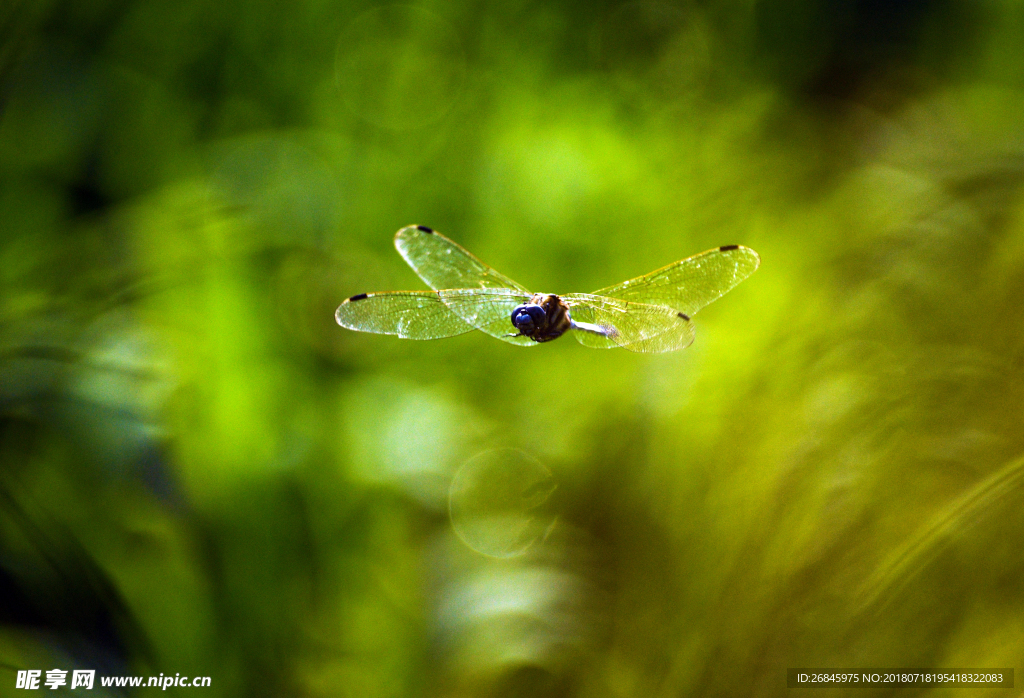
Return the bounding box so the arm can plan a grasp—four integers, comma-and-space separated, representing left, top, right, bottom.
511, 294, 572, 343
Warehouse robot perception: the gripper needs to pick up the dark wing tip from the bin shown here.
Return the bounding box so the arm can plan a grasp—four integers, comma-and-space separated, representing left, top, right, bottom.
347, 293, 369, 302
719, 244, 740, 252
678, 312, 690, 321
416, 225, 434, 234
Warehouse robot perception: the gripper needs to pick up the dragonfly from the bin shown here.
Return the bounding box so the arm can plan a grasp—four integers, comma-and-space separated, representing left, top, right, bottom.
335, 225, 760, 353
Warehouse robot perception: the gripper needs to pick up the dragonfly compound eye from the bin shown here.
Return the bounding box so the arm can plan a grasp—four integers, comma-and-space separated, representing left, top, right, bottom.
511, 304, 545, 332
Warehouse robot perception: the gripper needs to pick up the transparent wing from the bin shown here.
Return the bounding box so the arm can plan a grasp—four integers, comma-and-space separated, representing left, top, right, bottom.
394, 225, 530, 292
335, 291, 475, 339
592, 245, 760, 317
438, 288, 536, 346
564, 293, 695, 354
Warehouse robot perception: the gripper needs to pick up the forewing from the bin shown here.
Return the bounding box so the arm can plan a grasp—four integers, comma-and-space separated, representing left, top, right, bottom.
592, 245, 760, 317
335, 291, 475, 339
394, 225, 529, 292
438, 288, 536, 346
565, 293, 695, 354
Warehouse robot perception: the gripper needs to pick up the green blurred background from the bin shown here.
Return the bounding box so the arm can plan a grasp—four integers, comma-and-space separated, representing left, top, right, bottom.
2, 0, 1024, 695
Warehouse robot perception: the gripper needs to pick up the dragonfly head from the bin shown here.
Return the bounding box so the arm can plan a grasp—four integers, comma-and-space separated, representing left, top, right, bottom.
511, 303, 546, 336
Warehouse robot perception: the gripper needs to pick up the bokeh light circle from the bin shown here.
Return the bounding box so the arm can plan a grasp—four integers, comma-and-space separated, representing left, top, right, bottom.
449, 449, 558, 558
335, 5, 466, 130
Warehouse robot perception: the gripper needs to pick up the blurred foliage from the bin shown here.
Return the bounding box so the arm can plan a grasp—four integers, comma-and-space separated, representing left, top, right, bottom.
2, 0, 1024, 696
